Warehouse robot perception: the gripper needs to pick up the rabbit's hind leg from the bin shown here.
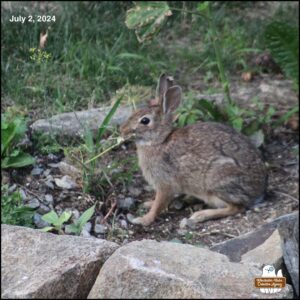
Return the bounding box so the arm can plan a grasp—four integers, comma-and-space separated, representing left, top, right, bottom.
188, 194, 244, 223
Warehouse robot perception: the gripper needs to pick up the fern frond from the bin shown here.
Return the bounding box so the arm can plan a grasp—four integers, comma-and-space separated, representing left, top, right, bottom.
265, 21, 299, 90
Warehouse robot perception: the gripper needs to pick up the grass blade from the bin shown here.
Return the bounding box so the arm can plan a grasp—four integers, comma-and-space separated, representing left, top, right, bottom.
96, 95, 123, 144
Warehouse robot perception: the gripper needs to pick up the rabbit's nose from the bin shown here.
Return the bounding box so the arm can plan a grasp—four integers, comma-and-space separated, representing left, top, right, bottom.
120, 123, 130, 136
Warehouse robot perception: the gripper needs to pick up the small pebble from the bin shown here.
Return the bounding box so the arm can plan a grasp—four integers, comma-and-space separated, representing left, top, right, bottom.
37, 204, 51, 214
179, 218, 196, 229
8, 184, 17, 193
26, 198, 40, 209
33, 213, 50, 228
94, 224, 108, 234
128, 186, 142, 197
83, 222, 92, 233
72, 209, 80, 220
31, 167, 43, 176
118, 197, 135, 210
43, 169, 51, 177
119, 219, 128, 229
80, 229, 91, 237
171, 200, 184, 210
19, 189, 27, 201
44, 194, 54, 205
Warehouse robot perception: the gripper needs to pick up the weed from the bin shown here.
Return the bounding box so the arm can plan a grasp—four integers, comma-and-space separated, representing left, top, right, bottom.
65, 204, 95, 235
1, 185, 35, 227
1, 112, 35, 169
41, 210, 72, 234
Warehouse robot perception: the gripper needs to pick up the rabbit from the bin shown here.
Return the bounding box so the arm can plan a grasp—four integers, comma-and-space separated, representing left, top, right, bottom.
120, 74, 268, 227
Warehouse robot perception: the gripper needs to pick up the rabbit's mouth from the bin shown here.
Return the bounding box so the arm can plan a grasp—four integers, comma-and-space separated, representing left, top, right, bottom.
120, 132, 136, 141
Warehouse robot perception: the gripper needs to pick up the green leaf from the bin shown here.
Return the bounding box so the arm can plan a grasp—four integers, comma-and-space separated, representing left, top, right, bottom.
1, 152, 35, 169
77, 204, 95, 231
55, 211, 72, 227
10, 149, 20, 157
125, 2, 172, 43
231, 118, 243, 131
117, 53, 144, 60
65, 224, 80, 234
273, 106, 299, 128
40, 226, 54, 232
197, 99, 222, 120
197, 1, 209, 12
96, 95, 123, 144
41, 210, 59, 224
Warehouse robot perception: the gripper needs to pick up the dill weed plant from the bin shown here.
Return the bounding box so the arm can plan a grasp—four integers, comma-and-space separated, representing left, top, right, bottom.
29, 47, 52, 64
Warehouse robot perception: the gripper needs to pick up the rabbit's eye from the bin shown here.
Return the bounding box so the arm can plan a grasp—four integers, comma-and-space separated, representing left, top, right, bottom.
140, 117, 150, 125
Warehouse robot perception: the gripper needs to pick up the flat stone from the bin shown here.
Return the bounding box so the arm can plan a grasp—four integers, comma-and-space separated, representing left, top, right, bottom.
54, 175, 77, 190
1, 225, 118, 299
31, 105, 133, 137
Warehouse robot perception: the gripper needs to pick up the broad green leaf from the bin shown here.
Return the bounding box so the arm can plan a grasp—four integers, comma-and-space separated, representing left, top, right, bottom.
125, 2, 172, 43
65, 224, 80, 234
55, 211, 72, 227
41, 210, 59, 224
1, 152, 35, 169
96, 95, 123, 144
40, 226, 54, 232
78, 204, 95, 230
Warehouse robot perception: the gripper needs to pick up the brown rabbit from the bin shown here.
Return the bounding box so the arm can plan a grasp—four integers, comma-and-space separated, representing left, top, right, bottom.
120, 74, 268, 227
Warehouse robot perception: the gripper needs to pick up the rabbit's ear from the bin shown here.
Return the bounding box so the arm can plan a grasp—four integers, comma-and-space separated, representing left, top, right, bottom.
163, 86, 182, 114
156, 73, 174, 105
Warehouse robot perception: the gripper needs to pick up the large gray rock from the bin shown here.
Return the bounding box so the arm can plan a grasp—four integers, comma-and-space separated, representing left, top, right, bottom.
1, 225, 119, 299
31, 105, 133, 137
88, 240, 293, 299
278, 212, 299, 297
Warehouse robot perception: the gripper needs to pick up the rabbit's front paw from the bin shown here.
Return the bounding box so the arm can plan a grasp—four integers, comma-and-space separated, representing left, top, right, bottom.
131, 215, 154, 226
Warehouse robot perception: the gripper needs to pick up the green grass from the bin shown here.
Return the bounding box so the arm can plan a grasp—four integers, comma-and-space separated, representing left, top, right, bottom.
2, 2, 298, 119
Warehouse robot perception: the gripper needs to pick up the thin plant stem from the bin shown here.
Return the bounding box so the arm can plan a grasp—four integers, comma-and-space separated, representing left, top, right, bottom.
206, 3, 232, 105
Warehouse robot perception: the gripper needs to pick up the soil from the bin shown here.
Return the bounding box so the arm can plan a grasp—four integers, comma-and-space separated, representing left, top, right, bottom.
6, 97, 299, 248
